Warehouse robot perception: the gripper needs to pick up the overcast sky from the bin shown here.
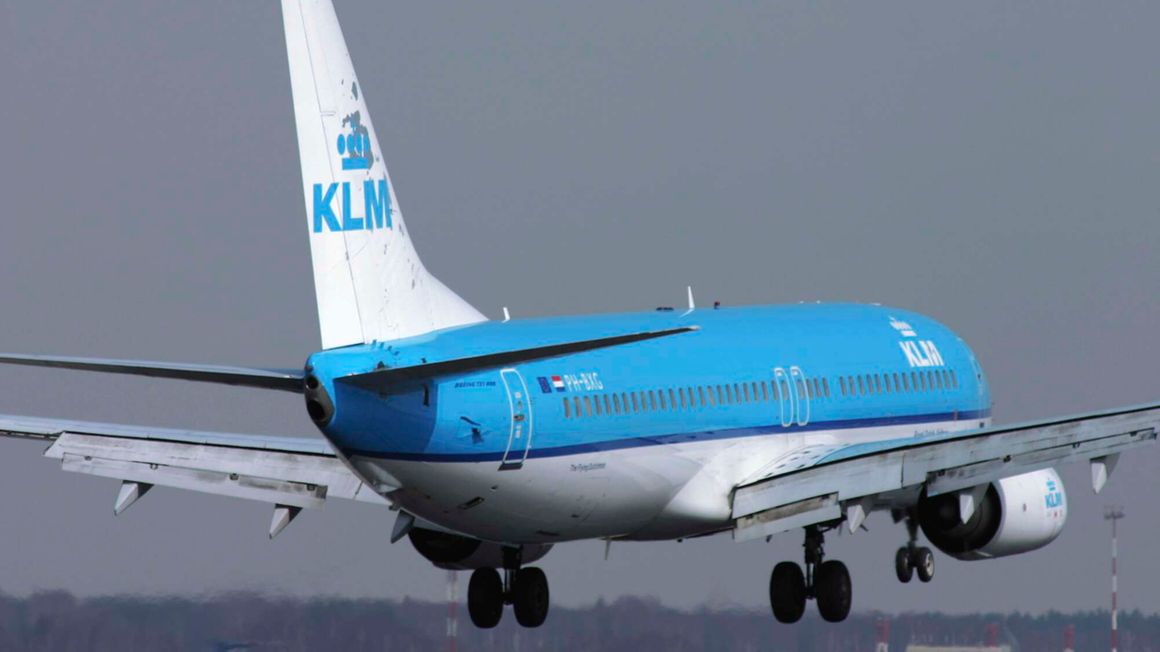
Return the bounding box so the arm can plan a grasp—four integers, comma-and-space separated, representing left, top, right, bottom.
0, 1, 1157, 616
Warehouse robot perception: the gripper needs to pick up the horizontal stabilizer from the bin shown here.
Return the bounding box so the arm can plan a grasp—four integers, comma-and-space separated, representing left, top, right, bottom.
0, 353, 303, 392
338, 326, 699, 390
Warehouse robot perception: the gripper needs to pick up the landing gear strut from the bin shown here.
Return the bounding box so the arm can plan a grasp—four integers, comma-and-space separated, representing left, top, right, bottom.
466, 547, 550, 629
768, 526, 852, 624
894, 510, 935, 584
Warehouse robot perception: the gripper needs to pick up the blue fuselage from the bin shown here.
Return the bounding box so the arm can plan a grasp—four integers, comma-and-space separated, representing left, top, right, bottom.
307, 303, 992, 542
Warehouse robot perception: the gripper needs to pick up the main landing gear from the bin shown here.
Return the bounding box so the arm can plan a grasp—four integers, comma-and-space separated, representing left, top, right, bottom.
467, 547, 550, 629
769, 526, 852, 623
894, 510, 935, 584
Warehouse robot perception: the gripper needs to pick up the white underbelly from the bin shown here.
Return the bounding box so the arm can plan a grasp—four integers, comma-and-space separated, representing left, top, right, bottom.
348, 417, 983, 544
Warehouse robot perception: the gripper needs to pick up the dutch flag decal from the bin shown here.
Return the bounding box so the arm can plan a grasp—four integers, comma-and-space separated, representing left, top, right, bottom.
552, 376, 567, 392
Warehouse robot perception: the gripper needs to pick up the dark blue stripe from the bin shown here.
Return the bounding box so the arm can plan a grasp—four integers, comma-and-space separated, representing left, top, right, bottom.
340, 409, 991, 463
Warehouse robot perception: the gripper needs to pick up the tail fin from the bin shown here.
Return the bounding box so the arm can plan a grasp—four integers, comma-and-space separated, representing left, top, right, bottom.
281, 0, 486, 349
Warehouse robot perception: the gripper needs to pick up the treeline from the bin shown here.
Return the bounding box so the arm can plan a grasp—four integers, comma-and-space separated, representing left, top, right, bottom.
0, 591, 1155, 652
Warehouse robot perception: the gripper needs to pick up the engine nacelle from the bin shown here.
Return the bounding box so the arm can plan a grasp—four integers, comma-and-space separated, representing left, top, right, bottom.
408, 528, 553, 570
918, 468, 1067, 560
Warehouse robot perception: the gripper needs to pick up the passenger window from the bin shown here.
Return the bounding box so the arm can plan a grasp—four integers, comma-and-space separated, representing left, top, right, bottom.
678, 387, 687, 409
594, 396, 603, 416
651, 390, 660, 410
857, 376, 865, 395
563, 397, 571, 418
612, 393, 622, 415
795, 377, 805, 401
743, 383, 751, 403
880, 374, 889, 394
717, 385, 725, 404
697, 386, 706, 407
668, 388, 677, 409
622, 392, 630, 413
823, 378, 830, 398
770, 380, 780, 401
706, 386, 716, 406
584, 396, 593, 417
950, 369, 958, 389
574, 396, 582, 416
631, 392, 640, 413
839, 376, 847, 396
603, 394, 611, 414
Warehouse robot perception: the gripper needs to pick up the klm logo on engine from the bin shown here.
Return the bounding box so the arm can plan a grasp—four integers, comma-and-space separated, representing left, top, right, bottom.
1045, 479, 1064, 509
312, 111, 393, 233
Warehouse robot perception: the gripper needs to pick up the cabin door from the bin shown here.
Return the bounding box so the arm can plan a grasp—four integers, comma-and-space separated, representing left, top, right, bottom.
499, 368, 534, 470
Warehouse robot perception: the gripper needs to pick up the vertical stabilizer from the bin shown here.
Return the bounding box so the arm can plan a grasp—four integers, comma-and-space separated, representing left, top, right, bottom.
281, 0, 486, 349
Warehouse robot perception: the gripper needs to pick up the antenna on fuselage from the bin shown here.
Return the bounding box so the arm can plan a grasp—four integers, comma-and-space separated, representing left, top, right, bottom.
502, 307, 511, 323
682, 286, 695, 316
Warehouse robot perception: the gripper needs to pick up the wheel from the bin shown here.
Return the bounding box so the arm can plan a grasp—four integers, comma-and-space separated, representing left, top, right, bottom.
814, 560, 852, 623
913, 547, 935, 583
895, 547, 913, 583
512, 567, 550, 628
467, 568, 504, 629
769, 561, 807, 624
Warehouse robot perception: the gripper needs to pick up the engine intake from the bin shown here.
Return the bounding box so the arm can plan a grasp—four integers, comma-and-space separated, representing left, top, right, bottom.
918, 468, 1067, 560
408, 528, 552, 570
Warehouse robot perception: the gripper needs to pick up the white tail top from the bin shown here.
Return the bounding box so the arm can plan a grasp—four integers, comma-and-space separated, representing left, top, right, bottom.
281, 0, 486, 349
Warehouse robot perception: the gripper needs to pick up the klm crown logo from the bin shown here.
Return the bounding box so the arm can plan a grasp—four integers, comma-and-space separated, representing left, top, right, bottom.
337, 113, 372, 170
311, 112, 392, 233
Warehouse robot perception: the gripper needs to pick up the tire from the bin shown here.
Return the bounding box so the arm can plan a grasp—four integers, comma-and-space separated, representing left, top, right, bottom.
769, 562, 807, 624
914, 547, 935, 583
895, 547, 913, 583
815, 560, 852, 623
512, 567, 550, 628
467, 568, 504, 629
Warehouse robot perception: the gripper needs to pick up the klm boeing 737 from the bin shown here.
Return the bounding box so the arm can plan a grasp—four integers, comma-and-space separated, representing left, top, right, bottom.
2, 0, 1157, 629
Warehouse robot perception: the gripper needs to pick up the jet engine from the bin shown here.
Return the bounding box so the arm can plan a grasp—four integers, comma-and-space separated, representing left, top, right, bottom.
408, 528, 553, 570
918, 468, 1067, 560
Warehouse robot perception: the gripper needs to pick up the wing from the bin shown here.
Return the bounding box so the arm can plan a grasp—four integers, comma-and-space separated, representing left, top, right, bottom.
731, 402, 1160, 541
0, 353, 302, 391
0, 414, 387, 538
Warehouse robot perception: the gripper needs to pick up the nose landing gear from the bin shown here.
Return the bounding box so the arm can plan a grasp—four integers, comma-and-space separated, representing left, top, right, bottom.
466, 547, 550, 629
768, 526, 852, 624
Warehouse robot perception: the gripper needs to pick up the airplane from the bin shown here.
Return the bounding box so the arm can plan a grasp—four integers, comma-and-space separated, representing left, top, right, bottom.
1, 0, 1157, 630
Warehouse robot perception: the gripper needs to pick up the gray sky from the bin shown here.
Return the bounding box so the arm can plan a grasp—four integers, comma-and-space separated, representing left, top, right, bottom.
0, 1, 1157, 615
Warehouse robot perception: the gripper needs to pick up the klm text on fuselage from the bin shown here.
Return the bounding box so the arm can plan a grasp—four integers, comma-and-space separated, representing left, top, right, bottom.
313, 179, 392, 233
